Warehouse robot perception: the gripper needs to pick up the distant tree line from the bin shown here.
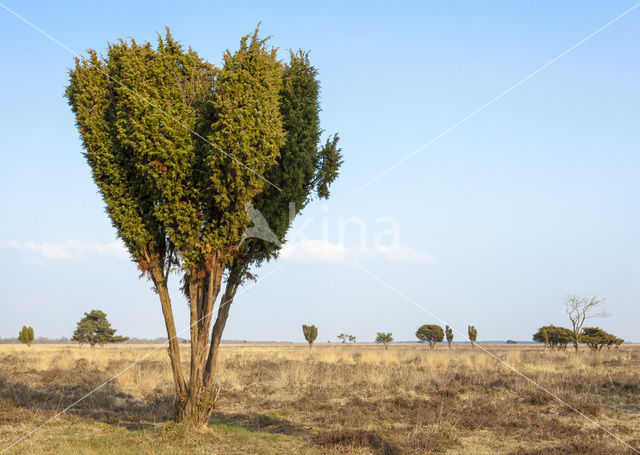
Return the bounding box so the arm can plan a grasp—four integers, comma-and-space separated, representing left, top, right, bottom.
8, 294, 625, 353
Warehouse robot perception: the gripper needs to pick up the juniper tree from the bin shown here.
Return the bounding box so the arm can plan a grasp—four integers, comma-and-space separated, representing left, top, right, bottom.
375, 332, 393, 349
581, 327, 623, 351
532, 325, 573, 350
467, 325, 478, 348
18, 326, 34, 346
445, 325, 453, 349
302, 324, 318, 348
71, 310, 128, 347
66, 29, 286, 424
416, 324, 444, 349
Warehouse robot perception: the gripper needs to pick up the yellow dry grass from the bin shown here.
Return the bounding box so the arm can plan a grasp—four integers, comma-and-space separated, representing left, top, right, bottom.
0, 343, 639, 454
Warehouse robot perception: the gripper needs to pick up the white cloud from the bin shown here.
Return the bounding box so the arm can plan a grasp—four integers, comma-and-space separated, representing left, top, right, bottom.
1, 239, 129, 262
2, 238, 435, 267
280, 239, 436, 265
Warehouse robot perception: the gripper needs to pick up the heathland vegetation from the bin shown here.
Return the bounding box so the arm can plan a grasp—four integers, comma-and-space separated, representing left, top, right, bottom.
1, 343, 638, 454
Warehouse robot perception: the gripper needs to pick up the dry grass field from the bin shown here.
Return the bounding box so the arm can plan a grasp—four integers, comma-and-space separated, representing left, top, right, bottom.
0, 343, 638, 454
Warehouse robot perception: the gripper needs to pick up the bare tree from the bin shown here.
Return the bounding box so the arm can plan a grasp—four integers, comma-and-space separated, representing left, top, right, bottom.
564, 294, 610, 352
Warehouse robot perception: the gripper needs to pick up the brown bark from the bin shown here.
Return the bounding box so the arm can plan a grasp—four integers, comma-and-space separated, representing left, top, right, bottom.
204, 266, 242, 390
174, 257, 226, 425
150, 269, 188, 412
152, 251, 245, 426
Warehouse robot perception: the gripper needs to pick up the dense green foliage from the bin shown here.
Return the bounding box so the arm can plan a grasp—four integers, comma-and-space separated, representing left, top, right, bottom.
581, 327, 623, 351
302, 324, 318, 348
416, 324, 444, 349
240, 51, 341, 264
221, 51, 342, 299
72, 310, 128, 347
533, 325, 623, 351
445, 325, 453, 349
66, 27, 285, 279
467, 325, 478, 347
532, 325, 573, 350
17, 326, 34, 346
375, 332, 393, 349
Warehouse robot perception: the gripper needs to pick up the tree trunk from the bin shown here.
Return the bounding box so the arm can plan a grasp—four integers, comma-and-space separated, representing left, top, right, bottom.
178, 261, 225, 425
174, 384, 219, 425
151, 269, 188, 417
204, 265, 242, 389
152, 255, 242, 426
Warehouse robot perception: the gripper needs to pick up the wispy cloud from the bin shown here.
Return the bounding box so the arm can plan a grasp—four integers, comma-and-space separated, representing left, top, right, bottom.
2, 238, 434, 267
1, 240, 128, 263
279, 239, 436, 265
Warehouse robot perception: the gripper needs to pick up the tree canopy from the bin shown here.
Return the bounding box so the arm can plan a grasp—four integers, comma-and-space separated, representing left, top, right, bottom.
532, 325, 573, 350
581, 327, 623, 351
302, 324, 318, 347
375, 332, 393, 349
18, 326, 34, 346
445, 325, 453, 348
467, 325, 478, 347
416, 324, 444, 349
72, 310, 128, 347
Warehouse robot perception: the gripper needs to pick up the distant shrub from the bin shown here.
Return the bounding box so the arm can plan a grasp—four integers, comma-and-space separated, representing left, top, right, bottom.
445, 325, 454, 349
467, 325, 477, 348
532, 325, 572, 350
72, 310, 128, 347
416, 324, 444, 349
506, 339, 518, 344
18, 326, 34, 346
581, 327, 623, 351
375, 332, 393, 349
337, 333, 356, 344
302, 324, 318, 348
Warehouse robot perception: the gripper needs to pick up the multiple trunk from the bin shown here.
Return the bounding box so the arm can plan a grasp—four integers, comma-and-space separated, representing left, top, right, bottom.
151, 257, 245, 426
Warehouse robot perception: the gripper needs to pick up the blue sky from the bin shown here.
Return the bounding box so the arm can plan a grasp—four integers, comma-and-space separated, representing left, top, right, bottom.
1, 1, 638, 342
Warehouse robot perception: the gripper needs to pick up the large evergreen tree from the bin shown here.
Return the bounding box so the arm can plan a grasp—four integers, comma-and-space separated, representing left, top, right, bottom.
66, 29, 340, 425
71, 310, 128, 347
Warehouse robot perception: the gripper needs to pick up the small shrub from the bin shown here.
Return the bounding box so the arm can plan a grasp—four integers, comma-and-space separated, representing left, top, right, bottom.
468, 325, 478, 347
416, 324, 444, 349
18, 326, 34, 346
375, 332, 393, 349
302, 324, 318, 348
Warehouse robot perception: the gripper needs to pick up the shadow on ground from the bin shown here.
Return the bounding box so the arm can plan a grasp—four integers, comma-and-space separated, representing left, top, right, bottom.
212, 411, 308, 436
0, 376, 173, 429
0, 376, 309, 436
